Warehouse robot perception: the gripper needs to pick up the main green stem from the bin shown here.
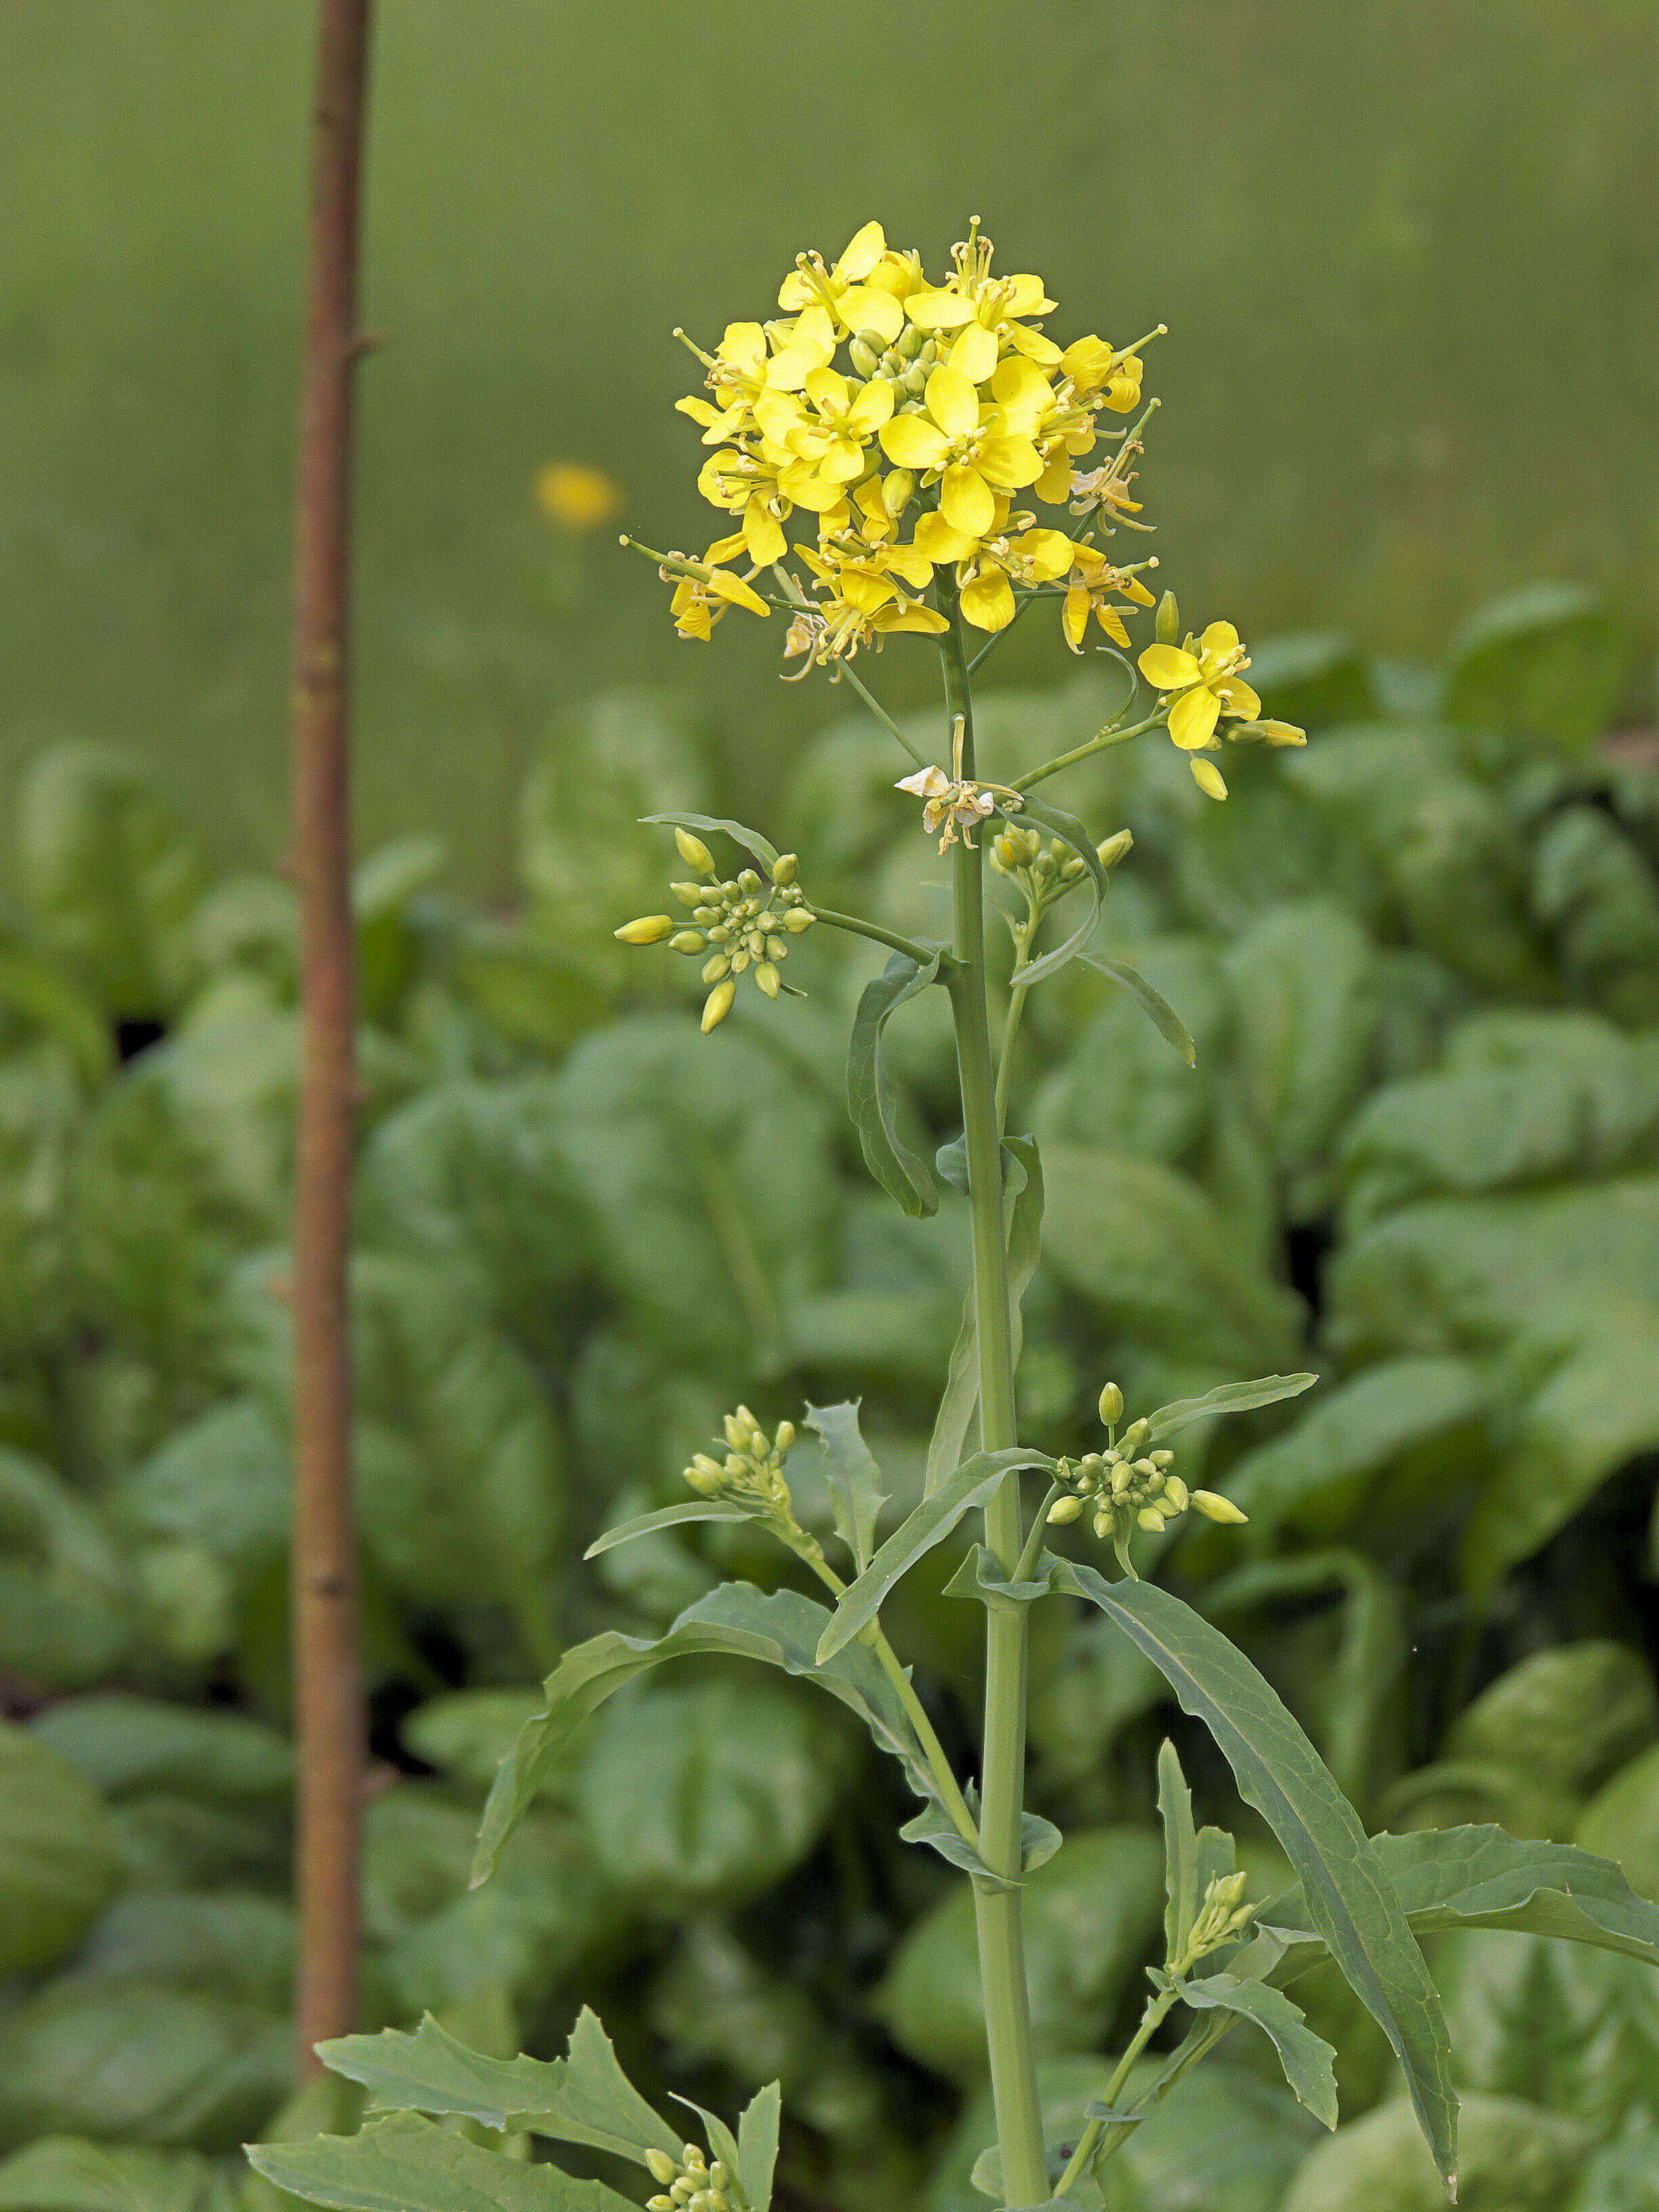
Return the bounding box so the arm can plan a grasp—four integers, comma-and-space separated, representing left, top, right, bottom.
939, 585, 1048, 2210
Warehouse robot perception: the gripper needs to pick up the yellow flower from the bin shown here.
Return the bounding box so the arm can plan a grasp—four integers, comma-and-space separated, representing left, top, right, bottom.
695, 447, 796, 565
913, 517, 1071, 633
1063, 548, 1155, 653
1060, 335, 1145, 414
754, 367, 895, 491
1138, 621, 1262, 748
904, 222, 1061, 384
535, 462, 626, 530
665, 536, 771, 641
799, 523, 935, 618
779, 221, 905, 346
877, 364, 1042, 538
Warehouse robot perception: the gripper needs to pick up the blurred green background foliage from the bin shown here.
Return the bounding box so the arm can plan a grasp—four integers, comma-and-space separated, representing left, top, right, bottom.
1, 0, 1654, 886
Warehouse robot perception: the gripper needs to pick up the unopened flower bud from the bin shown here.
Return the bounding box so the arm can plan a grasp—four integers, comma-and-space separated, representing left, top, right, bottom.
1149, 1449, 1174, 1467
1098, 1381, 1124, 1426
1258, 719, 1307, 748
848, 337, 880, 377
707, 2167, 729, 2194
671, 882, 705, 907
882, 468, 915, 518
1096, 829, 1134, 871
703, 954, 731, 984
708, 2195, 729, 2212
756, 961, 780, 998
708, 922, 732, 943
649, 2196, 675, 2211
1132, 1458, 1158, 1479
702, 977, 736, 1031
1155, 590, 1181, 644
737, 867, 761, 893
1138, 1506, 1168, 1532
675, 828, 716, 874
772, 853, 799, 886
647, 2153, 679, 2188
1191, 756, 1229, 802
1047, 1494, 1084, 1525
1163, 1475, 1189, 1512
615, 914, 675, 945
670, 2184, 693, 2204
1118, 1418, 1149, 1456
773, 1420, 795, 1454
670, 930, 706, 955
1093, 1509, 1113, 1540
1192, 1489, 1248, 1525
781, 905, 815, 932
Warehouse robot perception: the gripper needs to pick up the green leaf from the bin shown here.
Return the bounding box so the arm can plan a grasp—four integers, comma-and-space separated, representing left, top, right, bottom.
1081, 952, 1197, 1067
0, 1449, 132, 1687
18, 742, 209, 1015
1568, 2126, 1659, 2211
736, 2083, 782, 2212
316, 2008, 680, 2163
577, 1675, 834, 1904
1265, 1824, 1659, 1968
925, 1133, 1044, 1496
583, 1500, 752, 1558
473, 1583, 928, 1884
0, 2138, 239, 2212
399, 1693, 549, 1795
30, 1695, 293, 1800
1576, 1744, 1659, 1907
1033, 938, 1223, 1162
0, 1722, 122, 1977
1533, 806, 1659, 1029
846, 951, 943, 1218
1447, 1643, 1656, 1803
1049, 1564, 1458, 2188
75, 1891, 295, 2010
1246, 633, 1378, 730
247, 2111, 640, 2212
897, 1793, 1061, 1889
1168, 1971, 1338, 2129
803, 1400, 888, 1575
0, 929, 114, 1088
1002, 795, 1108, 991
1145, 1372, 1317, 1442
1442, 581, 1628, 751
1284, 2096, 1588, 2212
816, 1447, 1051, 1662
1154, 1740, 1235, 1968
641, 810, 780, 875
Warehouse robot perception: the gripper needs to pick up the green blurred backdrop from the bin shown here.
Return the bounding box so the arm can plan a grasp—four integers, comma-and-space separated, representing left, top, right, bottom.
1, 0, 1654, 888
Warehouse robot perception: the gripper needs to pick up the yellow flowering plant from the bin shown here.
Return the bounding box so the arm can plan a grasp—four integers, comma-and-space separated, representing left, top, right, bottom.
255, 221, 1659, 2212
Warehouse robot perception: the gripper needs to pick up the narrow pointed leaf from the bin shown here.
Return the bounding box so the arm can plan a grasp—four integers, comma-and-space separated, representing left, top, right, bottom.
817, 1447, 1052, 1661
314, 2008, 680, 2162
1145, 1372, 1318, 1442
847, 951, 942, 1217
245, 2112, 640, 2212
1170, 1971, 1338, 2129
668, 2100, 743, 2188
583, 1500, 752, 1559
474, 1583, 934, 1883
640, 811, 780, 874
736, 2083, 783, 2212
1002, 795, 1105, 989
925, 1135, 1044, 1496
1158, 1740, 1200, 1964
1050, 1561, 1458, 2188
1263, 1824, 1659, 1969
1082, 951, 1197, 1067
804, 1400, 888, 1574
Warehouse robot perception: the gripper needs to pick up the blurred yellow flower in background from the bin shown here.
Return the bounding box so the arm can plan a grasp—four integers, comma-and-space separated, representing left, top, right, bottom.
536, 462, 626, 530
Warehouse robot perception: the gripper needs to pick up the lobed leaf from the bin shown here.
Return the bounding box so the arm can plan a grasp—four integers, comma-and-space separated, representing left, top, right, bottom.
816, 1448, 1052, 1662
1049, 1562, 1458, 2190
846, 952, 943, 1218
316, 2007, 679, 2162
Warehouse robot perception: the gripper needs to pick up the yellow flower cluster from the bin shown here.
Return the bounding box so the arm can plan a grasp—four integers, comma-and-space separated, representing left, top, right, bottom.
666, 219, 1158, 668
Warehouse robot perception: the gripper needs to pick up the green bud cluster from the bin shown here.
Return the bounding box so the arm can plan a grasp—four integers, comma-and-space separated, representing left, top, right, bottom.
991, 824, 1086, 888
644, 2142, 741, 2212
685, 1405, 799, 1523
850, 317, 941, 403
1045, 1382, 1246, 1565
1176, 1870, 1257, 1971
616, 828, 815, 1034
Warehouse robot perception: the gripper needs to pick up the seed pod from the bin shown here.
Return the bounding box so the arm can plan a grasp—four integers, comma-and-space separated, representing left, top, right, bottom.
782, 906, 815, 933
703, 954, 731, 984
1192, 1489, 1248, 1525
1097, 1380, 1124, 1426
1047, 1494, 1084, 1525
772, 852, 799, 886
647, 2153, 679, 2188
702, 976, 737, 1032
1096, 828, 1134, 870
675, 827, 716, 874
615, 914, 676, 945
670, 930, 706, 955
1155, 590, 1181, 644
756, 961, 781, 999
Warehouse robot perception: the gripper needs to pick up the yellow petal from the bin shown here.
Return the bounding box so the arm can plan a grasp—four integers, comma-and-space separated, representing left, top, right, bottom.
1007, 324, 1063, 367
949, 324, 1000, 384
1094, 604, 1130, 649
1168, 685, 1222, 749
703, 531, 749, 564
777, 272, 811, 312
710, 571, 769, 617
1017, 528, 1073, 580
676, 395, 720, 427
990, 355, 1053, 425
1199, 619, 1242, 660
845, 377, 896, 436
841, 569, 897, 615
905, 287, 976, 331
720, 322, 767, 374
924, 363, 979, 442
752, 392, 802, 446
785, 469, 851, 514
821, 438, 867, 484
878, 603, 950, 636
1004, 275, 1056, 316
804, 367, 850, 414
838, 285, 903, 344
838, 220, 886, 283
1138, 643, 1202, 691
885, 541, 935, 590
1063, 583, 1089, 652
1190, 757, 1228, 802
879, 413, 949, 470
960, 568, 1017, 632
941, 463, 996, 538
1123, 577, 1156, 607
916, 510, 975, 565
1216, 678, 1262, 722
975, 434, 1044, 491
1035, 449, 1072, 504
742, 501, 785, 567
